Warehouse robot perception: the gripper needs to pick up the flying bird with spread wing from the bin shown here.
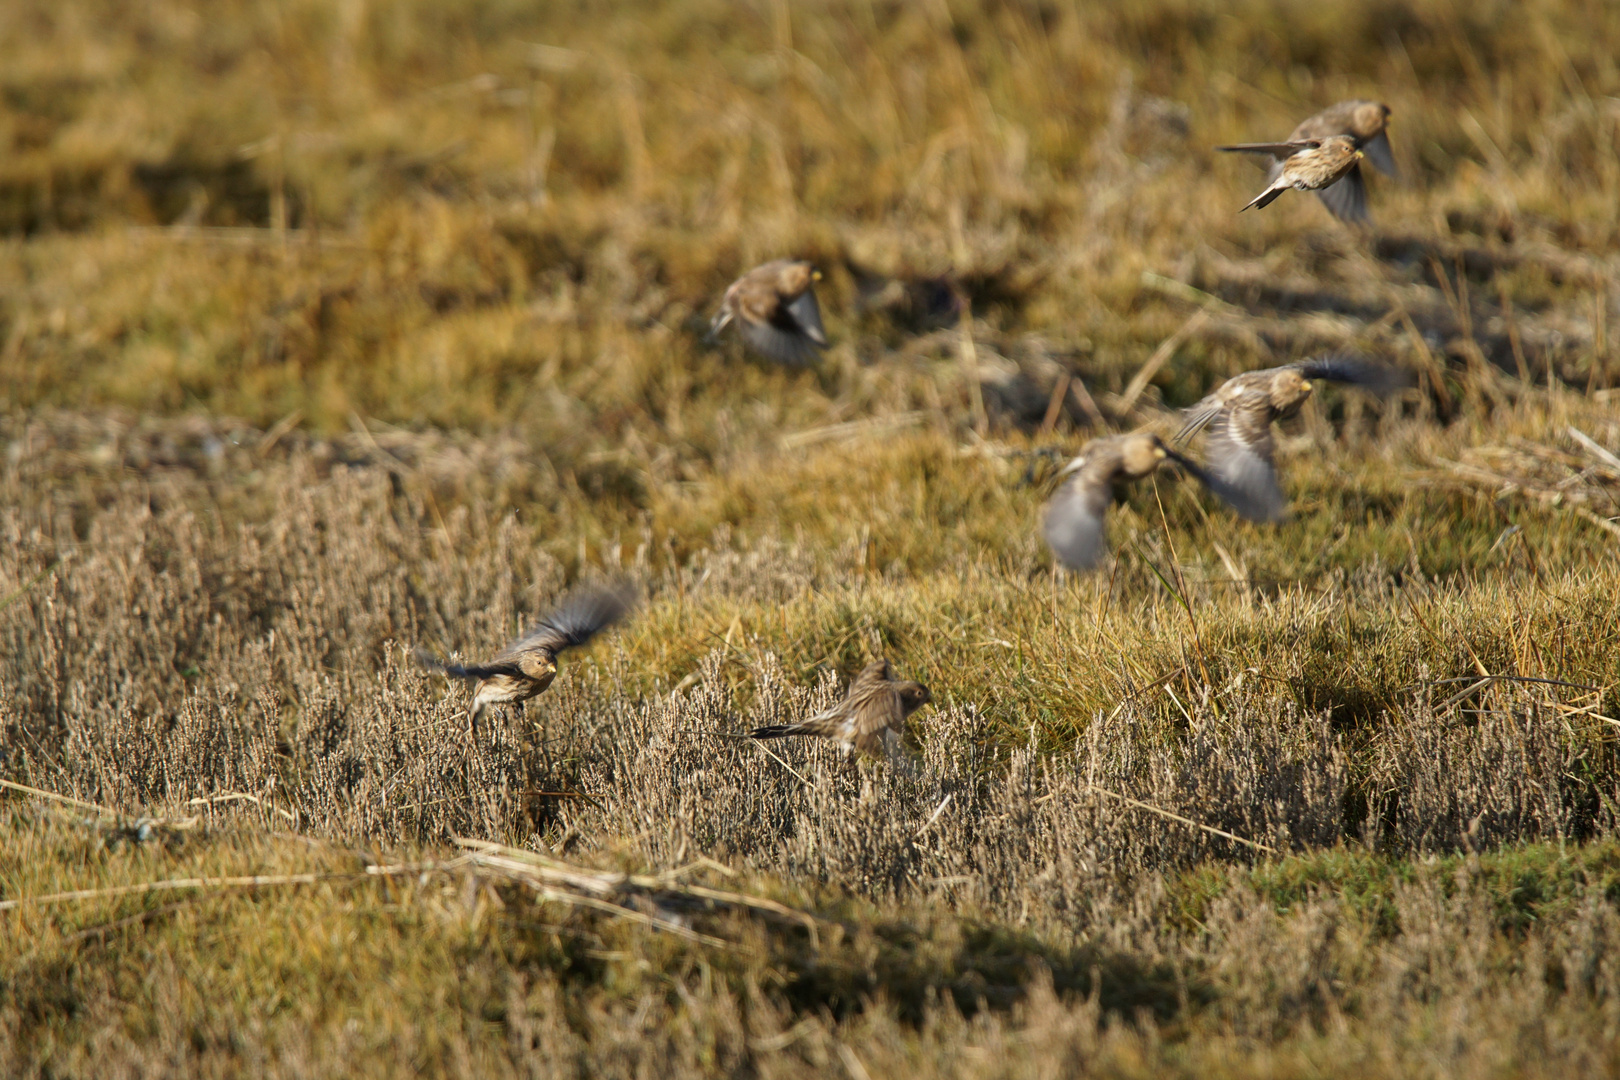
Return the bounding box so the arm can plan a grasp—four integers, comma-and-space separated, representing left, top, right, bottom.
1041, 432, 1214, 571
1219, 100, 1395, 222
709, 259, 829, 366
1176, 356, 1410, 522
416, 580, 638, 728
749, 659, 932, 761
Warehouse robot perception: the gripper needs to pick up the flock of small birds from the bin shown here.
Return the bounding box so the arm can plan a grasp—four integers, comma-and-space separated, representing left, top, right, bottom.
420, 99, 1414, 767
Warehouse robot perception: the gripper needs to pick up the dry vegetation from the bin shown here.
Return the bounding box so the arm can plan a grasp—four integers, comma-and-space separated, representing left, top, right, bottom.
3, 0, 1620, 1076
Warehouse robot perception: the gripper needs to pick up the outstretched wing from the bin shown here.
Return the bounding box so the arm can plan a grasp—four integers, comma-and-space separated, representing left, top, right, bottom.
1216, 139, 1323, 158
1201, 410, 1287, 523
1295, 354, 1412, 394
413, 648, 524, 684
1314, 163, 1368, 224
783, 288, 829, 346
1361, 130, 1397, 177
740, 317, 824, 366
495, 580, 638, 664
1042, 472, 1114, 570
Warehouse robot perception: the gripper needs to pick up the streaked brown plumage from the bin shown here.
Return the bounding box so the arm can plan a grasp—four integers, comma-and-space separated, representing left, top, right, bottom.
1042, 432, 1213, 571
1176, 356, 1410, 522
1220, 100, 1394, 222
750, 659, 932, 761
710, 259, 829, 366
1230, 136, 1364, 213
416, 580, 637, 727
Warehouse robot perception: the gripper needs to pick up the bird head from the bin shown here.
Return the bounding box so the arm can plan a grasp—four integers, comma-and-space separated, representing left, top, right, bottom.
1270, 368, 1315, 413
1118, 432, 1172, 480
775, 260, 820, 296
1353, 101, 1392, 137
896, 681, 933, 715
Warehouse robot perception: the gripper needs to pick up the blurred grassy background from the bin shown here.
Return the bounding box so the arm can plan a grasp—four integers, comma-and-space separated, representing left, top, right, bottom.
4, 0, 1620, 1076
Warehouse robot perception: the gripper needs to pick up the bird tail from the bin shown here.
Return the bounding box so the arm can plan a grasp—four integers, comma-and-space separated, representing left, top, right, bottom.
1239, 186, 1286, 213
706, 308, 733, 342
749, 723, 813, 742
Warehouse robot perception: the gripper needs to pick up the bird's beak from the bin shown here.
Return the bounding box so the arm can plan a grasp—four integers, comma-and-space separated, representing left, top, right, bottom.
1155, 447, 1168, 459
1303, 382, 1315, 395
811, 269, 823, 282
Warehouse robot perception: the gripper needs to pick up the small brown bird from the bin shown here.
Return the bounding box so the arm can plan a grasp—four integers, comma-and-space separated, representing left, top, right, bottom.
710, 259, 829, 366
1042, 432, 1212, 571
1220, 101, 1395, 222
416, 581, 638, 728
1229, 136, 1364, 213
1176, 356, 1410, 522
750, 659, 932, 761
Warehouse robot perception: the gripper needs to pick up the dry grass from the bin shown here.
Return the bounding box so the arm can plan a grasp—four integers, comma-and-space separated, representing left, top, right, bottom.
3, 0, 1620, 1075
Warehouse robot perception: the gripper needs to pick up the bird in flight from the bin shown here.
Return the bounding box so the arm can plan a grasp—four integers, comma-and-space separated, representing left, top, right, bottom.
1219, 100, 1395, 222
709, 259, 829, 366
416, 580, 638, 729
1228, 135, 1364, 214
1176, 356, 1410, 522
749, 659, 932, 761
1042, 432, 1214, 571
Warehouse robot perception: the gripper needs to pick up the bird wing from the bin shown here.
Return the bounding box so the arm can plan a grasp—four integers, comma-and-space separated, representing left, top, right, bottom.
1042, 470, 1114, 570
1201, 410, 1287, 523
1314, 163, 1368, 223
1217, 139, 1322, 158
739, 317, 824, 366
849, 682, 905, 740
1361, 130, 1397, 177
413, 648, 525, 683
494, 580, 638, 664
1294, 354, 1412, 394
783, 288, 829, 346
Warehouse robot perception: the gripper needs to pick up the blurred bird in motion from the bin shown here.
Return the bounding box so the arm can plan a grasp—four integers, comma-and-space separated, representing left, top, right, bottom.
1176, 356, 1411, 522
1220, 100, 1395, 222
1228, 135, 1365, 213
1042, 432, 1215, 571
709, 259, 829, 366
750, 658, 932, 761
416, 580, 638, 729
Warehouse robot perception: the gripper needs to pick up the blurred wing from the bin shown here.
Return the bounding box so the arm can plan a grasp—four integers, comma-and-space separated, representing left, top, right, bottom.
497, 580, 638, 662
1362, 131, 1397, 177
1202, 415, 1287, 523
851, 683, 904, 739
1295, 354, 1413, 395
783, 288, 829, 346
739, 318, 824, 366
414, 648, 524, 683
1216, 139, 1321, 158
1314, 164, 1368, 223
1042, 474, 1112, 570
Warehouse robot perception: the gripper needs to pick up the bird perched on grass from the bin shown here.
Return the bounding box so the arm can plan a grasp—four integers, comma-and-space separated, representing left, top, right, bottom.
709, 259, 829, 366
416, 580, 637, 729
1227, 135, 1365, 214
749, 659, 932, 761
1176, 356, 1410, 522
1220, 101, 1395, 222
